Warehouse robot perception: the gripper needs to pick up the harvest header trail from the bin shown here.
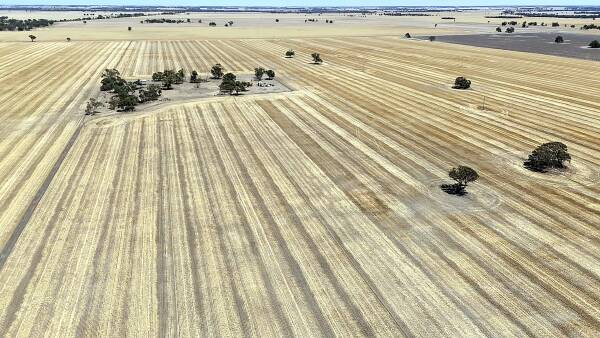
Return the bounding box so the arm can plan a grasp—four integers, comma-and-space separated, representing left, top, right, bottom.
0, 36, 599, 337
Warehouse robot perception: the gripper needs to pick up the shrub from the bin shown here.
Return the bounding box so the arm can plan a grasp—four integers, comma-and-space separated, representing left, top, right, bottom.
453, 77, 471, 90
524, 142, 571, 172
311, 53, 323, 64
589, 40, 600, 48
84, 98, 103, 115
441, 166, 479, 195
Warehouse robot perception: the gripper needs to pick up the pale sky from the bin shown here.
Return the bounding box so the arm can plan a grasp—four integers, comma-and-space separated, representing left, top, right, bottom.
3, 1, 600, 7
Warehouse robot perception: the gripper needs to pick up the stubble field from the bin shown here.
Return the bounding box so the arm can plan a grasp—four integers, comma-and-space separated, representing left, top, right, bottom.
0, 13, 600, 337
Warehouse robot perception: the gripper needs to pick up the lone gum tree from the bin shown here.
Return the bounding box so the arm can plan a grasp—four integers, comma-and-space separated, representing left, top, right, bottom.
441, 166, 479, 196
28, 35, 37, 42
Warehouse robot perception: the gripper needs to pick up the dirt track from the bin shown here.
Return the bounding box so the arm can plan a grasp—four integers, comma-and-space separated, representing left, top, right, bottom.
0, 31, 600, 336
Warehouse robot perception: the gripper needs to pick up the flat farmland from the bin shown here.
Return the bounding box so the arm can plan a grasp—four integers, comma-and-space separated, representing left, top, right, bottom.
1, 34, 600, 337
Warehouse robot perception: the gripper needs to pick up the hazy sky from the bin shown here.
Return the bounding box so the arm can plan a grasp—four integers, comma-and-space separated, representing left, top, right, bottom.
5, 1, 600, 6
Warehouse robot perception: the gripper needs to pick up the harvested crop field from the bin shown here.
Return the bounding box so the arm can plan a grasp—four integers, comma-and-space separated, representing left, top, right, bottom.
1, 32, 600, 337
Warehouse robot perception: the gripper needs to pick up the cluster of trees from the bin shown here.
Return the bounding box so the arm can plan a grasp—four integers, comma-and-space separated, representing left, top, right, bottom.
582, 24, 600, 30
100, 69, 162, 111
0, 17, 54, 31
219, 73, 251, 95
555, 35, 564, 43
143, 18, 188, 24
152, 69, 185, 89
501, 21, 519, 26
254, 67, 275, 80
442, 142, 572, 196
589, 40, 600, 48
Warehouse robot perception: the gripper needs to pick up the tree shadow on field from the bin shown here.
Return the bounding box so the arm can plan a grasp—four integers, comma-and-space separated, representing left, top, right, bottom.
440, 183, 467, 196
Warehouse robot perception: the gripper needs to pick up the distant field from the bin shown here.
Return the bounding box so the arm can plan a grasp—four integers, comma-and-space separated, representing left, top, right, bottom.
429, 32, 600, 61
0, 10, 600, 337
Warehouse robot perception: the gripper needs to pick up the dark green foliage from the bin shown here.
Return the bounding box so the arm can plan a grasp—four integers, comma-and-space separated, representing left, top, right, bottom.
219, 73, 251, 95
404, 33, 411, 38
0, 17, 54, 31
589, 40, 600, 48
285, 49, 295, 58
311, 53, 323, 64
524, 142, 571, 172
84, 98, 103, 116
429, 36, 436, 41
506, 26, 515, 33
552, 22, 560, 27
28, 34, 36, 42
190, 70, 199, 83
211, 63, 224, 79
138, 84, 162, 103
100, 69, 125, 91
453, 77, 471, 90
128, 26, 132, 31
254, 67, 266, 80
209, 22, 216, 27
555, 36, 564, 43
441, 166, 479, 195
266, 69, 275, 79
496, 27, 502, 32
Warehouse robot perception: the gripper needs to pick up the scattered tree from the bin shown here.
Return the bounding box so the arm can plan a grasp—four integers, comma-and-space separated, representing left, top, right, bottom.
441, 166, 479, 195
453, 77, 471, 90
496, 27, 502, 32
404, 33, 411, 38
555, 35, 564, 43
190, 70, 199, 83
524, 142, 571, 172
254, 67, 266, 80
211, 63, 224, 79
429, 36, 436, 42
28, 34, 36, 42
209, 22, 217, 27
285, 49, 295, 58
66, 37, 71, 42
589, 40, 600, 48
84, 98, 103, 115
266, 69, 275, 80
275, 19, 280, 22
128, 26, 132, 31
311, 53, 323, 64
506, 26, 515, 33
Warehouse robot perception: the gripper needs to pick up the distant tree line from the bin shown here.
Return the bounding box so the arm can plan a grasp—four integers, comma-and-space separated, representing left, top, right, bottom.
0, 17, 54, 31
